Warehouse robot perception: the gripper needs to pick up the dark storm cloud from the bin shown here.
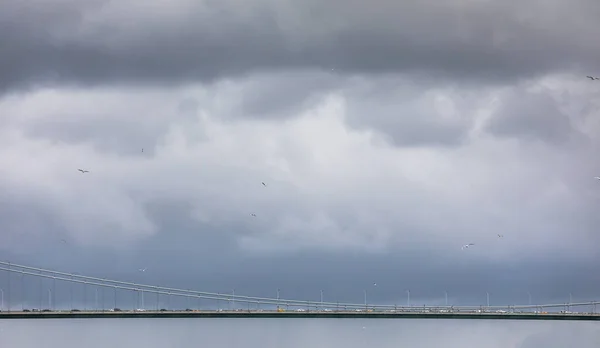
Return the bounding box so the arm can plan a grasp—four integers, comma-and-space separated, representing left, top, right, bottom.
2, 0, 600, 94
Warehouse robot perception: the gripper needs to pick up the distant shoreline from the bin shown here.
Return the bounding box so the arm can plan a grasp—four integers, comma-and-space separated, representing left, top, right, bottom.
0, 311, 598, 321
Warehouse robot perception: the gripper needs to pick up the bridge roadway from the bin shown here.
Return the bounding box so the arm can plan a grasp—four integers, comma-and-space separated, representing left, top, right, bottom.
1, 310, 599, 321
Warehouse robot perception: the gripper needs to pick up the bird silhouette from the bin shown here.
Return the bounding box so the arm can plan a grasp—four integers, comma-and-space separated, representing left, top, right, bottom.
77, 169, 89, 173
261, 182, 267, 187
250, 213, 257, 217
461, 243, 475, 250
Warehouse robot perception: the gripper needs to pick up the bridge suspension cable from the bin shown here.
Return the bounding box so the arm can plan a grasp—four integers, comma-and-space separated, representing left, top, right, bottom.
0, 261, 380, 309
1, 261, 599, 311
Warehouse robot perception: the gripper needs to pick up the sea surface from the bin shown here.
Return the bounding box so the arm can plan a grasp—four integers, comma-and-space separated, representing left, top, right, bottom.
0, 318, 599, 347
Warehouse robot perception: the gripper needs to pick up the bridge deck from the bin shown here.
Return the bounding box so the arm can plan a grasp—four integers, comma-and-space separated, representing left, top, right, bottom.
0, 311, 598, 321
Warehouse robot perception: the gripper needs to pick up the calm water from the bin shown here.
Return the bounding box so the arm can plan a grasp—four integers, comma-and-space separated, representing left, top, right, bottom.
0, 318, 599, 347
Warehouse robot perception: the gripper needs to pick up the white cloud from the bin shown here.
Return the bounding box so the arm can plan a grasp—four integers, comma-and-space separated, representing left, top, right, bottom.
0, 72, 598, 263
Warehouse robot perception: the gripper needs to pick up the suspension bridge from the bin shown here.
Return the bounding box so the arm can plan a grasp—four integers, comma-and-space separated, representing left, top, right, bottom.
0, 261, 598, 321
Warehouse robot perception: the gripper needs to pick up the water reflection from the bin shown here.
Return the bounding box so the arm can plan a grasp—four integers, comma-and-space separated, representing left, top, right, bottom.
0, 318, 598, 347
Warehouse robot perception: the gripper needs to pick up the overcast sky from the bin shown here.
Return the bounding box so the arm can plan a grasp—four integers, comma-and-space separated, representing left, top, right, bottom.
1, 0, 600, 308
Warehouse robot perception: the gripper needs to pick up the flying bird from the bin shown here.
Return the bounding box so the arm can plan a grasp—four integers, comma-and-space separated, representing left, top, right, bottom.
138, 268, 146, 272
461, 243, 475, 250
250, 213, 257, 217
587, 76, 596, 80
594, 177, 600, 180
261, 182, 267, 187
77, 169, 89, 173
497, 234, 504, 238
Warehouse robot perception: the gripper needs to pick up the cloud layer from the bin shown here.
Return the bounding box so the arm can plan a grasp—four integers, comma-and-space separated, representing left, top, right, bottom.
3, 0, 600, 92
1, 0, 599, 305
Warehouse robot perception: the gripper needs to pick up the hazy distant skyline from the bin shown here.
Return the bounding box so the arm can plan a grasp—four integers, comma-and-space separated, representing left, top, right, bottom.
1, 0, 600, 305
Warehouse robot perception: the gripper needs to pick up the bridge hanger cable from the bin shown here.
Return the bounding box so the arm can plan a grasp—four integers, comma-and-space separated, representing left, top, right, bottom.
1, 261, 597, 310
0, 261, 375, 309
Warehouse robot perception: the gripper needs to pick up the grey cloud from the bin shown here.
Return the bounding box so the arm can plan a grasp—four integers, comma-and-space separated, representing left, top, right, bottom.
13, 89, 203, 156
341, 78, 479, 147
200, 73, 479, 147
486, 87, 583, 144
1, 25, 600, 310
11, 73, 477, 149
177, 98, 200, 115
2, 78, 600, 259
2, 0, 600, 93
25, 117, 165, 156
230, 71, 342, 119
1, 138, 599, 307
0, 195, 63, 249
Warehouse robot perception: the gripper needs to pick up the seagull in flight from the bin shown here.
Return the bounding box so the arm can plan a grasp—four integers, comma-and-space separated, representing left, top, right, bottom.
77, 169, 89, 173
250, 213, 257, 217
497, 234, 504, 238
138, 268, 146, 272
594, 177, 600, 180
261, 182, 267, 187
461, 243, 475, 250
587, 76, 599, 80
